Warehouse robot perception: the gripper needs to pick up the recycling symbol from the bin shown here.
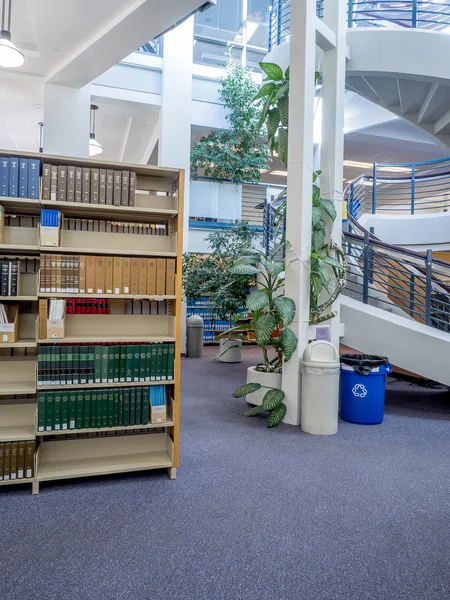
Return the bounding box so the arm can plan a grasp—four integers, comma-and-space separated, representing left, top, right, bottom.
352, 383, 368, 398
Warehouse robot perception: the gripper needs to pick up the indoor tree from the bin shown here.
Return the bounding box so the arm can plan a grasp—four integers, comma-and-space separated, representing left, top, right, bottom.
190, 54, 269, 182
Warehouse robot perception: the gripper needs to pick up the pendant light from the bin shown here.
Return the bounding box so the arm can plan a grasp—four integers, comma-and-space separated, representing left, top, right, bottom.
89, 104, 103, 157
0, 0, 24, 68
38, 121, 44, 153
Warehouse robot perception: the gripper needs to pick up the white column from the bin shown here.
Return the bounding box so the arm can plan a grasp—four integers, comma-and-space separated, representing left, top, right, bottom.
43, 84, 91, 157
320, 0, 347, 349
282, 0, 317, 425
158, 17, 193, 252
159, 17, 194, 354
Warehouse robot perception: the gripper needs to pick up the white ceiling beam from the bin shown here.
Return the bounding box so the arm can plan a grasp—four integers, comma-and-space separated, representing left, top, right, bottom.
418, 83, 439, 124
46, 0, 205, 88
434, 107, 450, 135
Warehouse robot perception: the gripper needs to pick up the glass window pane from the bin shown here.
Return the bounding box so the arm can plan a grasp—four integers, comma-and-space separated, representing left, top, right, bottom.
248, 0, 270, 23
246, 48, 266, 73
246, 22, 269, 49
195, 0, 244, 43
193, 39, 242, 68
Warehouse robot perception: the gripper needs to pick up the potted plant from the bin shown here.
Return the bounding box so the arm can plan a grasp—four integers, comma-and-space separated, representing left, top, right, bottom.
229, 248, 298, 427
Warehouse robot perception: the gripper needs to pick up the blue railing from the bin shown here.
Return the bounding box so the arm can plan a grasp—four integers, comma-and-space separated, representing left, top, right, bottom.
347, 157, 450, 220
269, 1, 450, 49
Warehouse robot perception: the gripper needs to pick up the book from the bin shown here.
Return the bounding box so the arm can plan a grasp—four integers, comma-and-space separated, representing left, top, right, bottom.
53, 392, 62, 431
61, 391, 69, 430
123, 388, 130, 426
101, 344, 109, 384
133, 344, 140, 382
139, 259, 147, 295
129, 172, 136, 206
166, 259, 176, 295
95, 345, 102, 383
140, 344, 147, 382
28, 159, 40, 199
121, 171, 129, 206
9, 157, 19, 197
156, 259, 166, 295
150, 345, 158, 381
10, 442, 17, 480
147, 259, 156, 295
67, 166, 76, 202
145, 344, 152, 382
141, 389, 150, 425
79, 255, 86, 294
113, 171, 121, 206
97, 389, 103, 427
122, 258, 131, 294
107, 390, 114, 427
91, 168, 99, 204
19, 158, 28, 197
105, 256, 113, 294
102, 391, 108, 427
84, 391, 91, 429
130, 387, 136, 426
113, 257, 123, 295
95, 256, 105, 294
50, 165, 58, 200
57, 166, 67, 201
10, 259, 18, 296
76, 391, 84, 429
99, 169, 106, 204
69, 390, 77, 429
0, 157, 9, 196
108, 345, 115, 384
167, 344, 175, 380
91, 392, 97, 428
17, 441, 25, 479
162, 343, 169, 381
37, 393, 46, 432
106, 170, 114, 205
25, 441, 35, 478
75, 167, 82, 202
113, 389, 119, 426
0, 443, 3, 480
3, 442, 10, 480
114, 345, 120, 383
41, 164, 51, 200
46, 392, 54, 431
82, 168, 90, 203
130, 258, 139, 295
135, 387, 142, 425
156, 344, 163, 381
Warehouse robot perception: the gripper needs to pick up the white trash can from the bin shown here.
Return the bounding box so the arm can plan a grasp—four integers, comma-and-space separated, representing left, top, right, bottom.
301, 341, 340, 435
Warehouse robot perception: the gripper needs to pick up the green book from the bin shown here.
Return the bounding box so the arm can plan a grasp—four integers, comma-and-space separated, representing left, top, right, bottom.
38, 349, 44, 386
130, 387, 136, 426
141, 388, 149, 425
53, 392, 62, 430
118, 390, 124, 426
114, 345, 120, 383
150, 345, 158, 381
45, 392, 54, 432
61, 391, 69, 430
108, 346, 115, 384
59, 346, 67, 386
37, 393, 45, 432
145, 345, 152, 382
94, 345, 102, 384
84, 391, 91, 429
126, 346, 133, 382
76, 391, 84, 429
162, 344, 169, 381
96, 389, 103, 427
88, 345, 95, 384
123, 388, 130, 427
42, 346, 48, 386
107, 389, 114, 427
113, 389, 119, 426
52, 346, 59, 385
91, 392, 97, 428
139, 345, 147, 382
101, 344, 109, 383
167, 344, 175, 381
135, 387, 142, 425
133, 344, 140, 382
73, 346, 80, 385
69, 391, 77, 429
66, 345, 73, 385
80, 345, 88, 385
156, 344, 163, 381
119, 345, 127, 383
102, 391, 108, 428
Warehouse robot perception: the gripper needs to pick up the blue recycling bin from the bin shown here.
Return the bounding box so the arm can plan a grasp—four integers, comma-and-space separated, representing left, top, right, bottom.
340, 355, 392, 424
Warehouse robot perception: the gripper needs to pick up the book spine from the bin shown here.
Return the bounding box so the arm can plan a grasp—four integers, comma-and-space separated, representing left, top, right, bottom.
84, 391, 91, 429
75, 167, 82, 202
57, 166, 67, 202
91, 168, 99, 204
120, 345, 127, 382
17, 442, 25, 479
9, 157, 19, 197
99, 169, 106, 204
0, 443, 3, 480
10, 443, 17, 480
25, 441, 35, 478
91, 392, 97, 429
82, 168, 90, 203
67, 166, 75, 202
129, 388, 136, 426
28, 159, 40, 199
50, 165, 58, 200
61, 392, 69, 430
41, 163, 51, 200
167, 343, 175, 380
141, 388, 150, 425
135, 387, 142, 425
133, 344, 140, 382
121, 171, 129, 206
38, 393, 46, 431
123, 388, 130, 426
107, 390, 114, 427
102, 391, 108, 428
113, 171, 121, 206
0, 158, 9, 196
129, 172, 136, 207
106, 170, 114, 205
19, 158, 28, 197
45, 392, 54, 431
53, 392, 62, 431
76, 391, 84, 429
1, 260, 8, 296
69, 391, 77, 429
113, 389, 119, 427
10, 259, 18, 296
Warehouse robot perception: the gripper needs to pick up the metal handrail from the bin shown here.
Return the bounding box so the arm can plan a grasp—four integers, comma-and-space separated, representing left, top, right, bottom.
269, 1, 450, 50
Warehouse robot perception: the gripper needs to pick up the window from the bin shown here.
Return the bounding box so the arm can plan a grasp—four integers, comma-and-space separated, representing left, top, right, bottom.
195, 0, 244, 43
248, 0, 270, 24
193, 39, 242, 68
137, 37, 163, 57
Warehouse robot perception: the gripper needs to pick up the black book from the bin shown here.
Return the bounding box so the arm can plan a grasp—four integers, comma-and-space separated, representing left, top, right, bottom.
37, 348, 43, 385
10, 259, 18, 296
1, 260, 8, 296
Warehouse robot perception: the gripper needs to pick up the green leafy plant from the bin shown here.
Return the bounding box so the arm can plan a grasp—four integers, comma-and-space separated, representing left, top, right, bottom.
190, 54, 269, 182
182, 222, 261, 338
253, 62, 346, 325
229, 247, 298, 427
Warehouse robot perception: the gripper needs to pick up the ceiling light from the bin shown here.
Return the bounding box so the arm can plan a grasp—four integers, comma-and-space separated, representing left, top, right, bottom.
89, 104, 103, 157
0, 1, 24, 68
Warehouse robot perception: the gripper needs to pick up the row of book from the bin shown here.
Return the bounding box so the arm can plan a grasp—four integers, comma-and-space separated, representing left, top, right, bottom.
0, 259, 19, 296
65, 298, 169, 315
37, 342, 175, 386
66, 298, 110, 314
62, 219, 167, 236
39, 254, 176, 296
0, 441, 35, 481
42, 165, 137, 206
37, 386, 168, 432
0, 157, 40, 199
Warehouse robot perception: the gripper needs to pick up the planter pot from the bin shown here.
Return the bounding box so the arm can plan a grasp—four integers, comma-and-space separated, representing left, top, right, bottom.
219, 339, 242, 363
246, 366, 282, 406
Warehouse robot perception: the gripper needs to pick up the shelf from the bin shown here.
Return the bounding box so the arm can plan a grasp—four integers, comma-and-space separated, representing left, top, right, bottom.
0, 197, 41, 215
37, 419, 174, 437
0, 404, 36, 442
40, 200, 177, 224
0, 338, 37, 349
38, 293, 176, 300
38, 380, 173, 391
39, 334, 175, 344
37, 431, 173, 482
0, 361, 36, 396
0, 478, 33, 487
0, 244, 39, 255
39, 246, 177, 258
0, 296, 38, 301
0, 382, 36, 396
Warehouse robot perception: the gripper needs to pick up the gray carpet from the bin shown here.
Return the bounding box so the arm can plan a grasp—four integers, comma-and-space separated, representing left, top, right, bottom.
1, 346, 450, 600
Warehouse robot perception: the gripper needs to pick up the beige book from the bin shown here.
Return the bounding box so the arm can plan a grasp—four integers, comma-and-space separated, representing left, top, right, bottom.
130, 258, 139, 295
122, 257, 131, 295
165, 259, 176, 296
95, 256, 106, 294
156, 259, 166, 296
39, 299, 48, 339
138, 258, 147, 295
79, 255, 86, 294
113, 256, 123, 295
147, 258, 156, 295
86, 255, 96, 294
105, 256, 113, 294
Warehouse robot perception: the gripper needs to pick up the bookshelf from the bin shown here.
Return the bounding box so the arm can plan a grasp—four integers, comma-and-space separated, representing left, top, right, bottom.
0, 150, 184, 493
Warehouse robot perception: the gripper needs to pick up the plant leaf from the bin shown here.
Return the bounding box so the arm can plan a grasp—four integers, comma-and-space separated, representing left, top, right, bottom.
319, 198, 337, 221
267, 107, 280, 141
312, 184, 320, 204
312, 229, 325, 252
257, 90, 274, 130
253, 82, 276, 101
281, 328, 298, 362
285, 66, 290, 80
255, 314, 277, 346
244, 405, 265, 417
261, 62, 284, 81
266, 261, 285, 278
323, 256, 343, 270
278, 127, 288, 167
262, 388, 285, 410
274, 297, 296, 326
312, 206, 323, 228
230, 264, 260, 276
233, 382, 262, 398
278, 94, 289, 127
234, 255, 260, 265
268, 403, 287, 427
246, 290, 269, 311
311, 272, 323, 297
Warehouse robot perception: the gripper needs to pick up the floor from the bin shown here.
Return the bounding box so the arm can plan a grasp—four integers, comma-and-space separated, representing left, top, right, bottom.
1, 346, 450, 600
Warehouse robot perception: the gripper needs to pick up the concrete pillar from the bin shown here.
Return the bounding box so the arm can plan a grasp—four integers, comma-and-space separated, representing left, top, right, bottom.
282, 0, 317, 425
320, 0, 347, 349
43, 84, 90, 157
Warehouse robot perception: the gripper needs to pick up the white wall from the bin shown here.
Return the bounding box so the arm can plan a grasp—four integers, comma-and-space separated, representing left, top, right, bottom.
190, 181, 242, 220
188, 228, 213, 253
359, 211, 450, 248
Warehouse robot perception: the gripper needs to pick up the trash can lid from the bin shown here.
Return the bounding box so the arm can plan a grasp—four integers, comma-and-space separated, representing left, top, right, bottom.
302, 341, 340, 367
340, 354, 389, 368
187, 315, 204, 327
